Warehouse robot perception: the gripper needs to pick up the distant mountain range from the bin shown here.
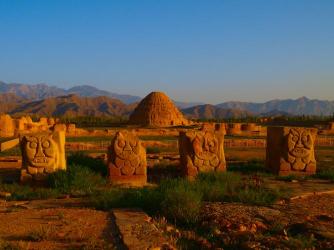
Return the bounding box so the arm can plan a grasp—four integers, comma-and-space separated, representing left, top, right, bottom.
0, 81, 333, 118
182, 104, 252, 119
216, 97, 334, 116
0, 81, 141, 104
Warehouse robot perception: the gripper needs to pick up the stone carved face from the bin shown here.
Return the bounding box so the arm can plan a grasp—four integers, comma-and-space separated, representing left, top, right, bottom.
22, 134, 58, 169
192, 132, 220, 170
113, 131, 142, 175
114, 132, 140, 160
286, 128, 314, 170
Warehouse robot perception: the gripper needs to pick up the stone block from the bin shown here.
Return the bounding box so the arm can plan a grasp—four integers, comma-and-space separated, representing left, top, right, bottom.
20, 131, 66, 183
179, 125, 226, 179
266, 126, 317, 175
108, 130, 147, 186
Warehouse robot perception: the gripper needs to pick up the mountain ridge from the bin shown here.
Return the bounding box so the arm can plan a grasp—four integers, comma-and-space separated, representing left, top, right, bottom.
0, 81, 333, 117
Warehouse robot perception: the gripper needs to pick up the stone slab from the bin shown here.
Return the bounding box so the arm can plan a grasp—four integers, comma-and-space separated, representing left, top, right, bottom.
112, 208, 172, 250
0, 138, 19, 152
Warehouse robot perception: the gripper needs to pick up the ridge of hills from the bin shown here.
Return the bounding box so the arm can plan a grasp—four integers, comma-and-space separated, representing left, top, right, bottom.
0, 81, 333, 118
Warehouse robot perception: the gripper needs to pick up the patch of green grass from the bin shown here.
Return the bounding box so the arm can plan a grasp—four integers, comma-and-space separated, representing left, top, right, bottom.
48, 164, 106, 196
228, 160, 269, 175
139, 135, 177, 141
315, 168, 334, 182
92, 172, 284, 227
0, 183, 59, 201
160, 180, 202, 225
67, 152, 108, 176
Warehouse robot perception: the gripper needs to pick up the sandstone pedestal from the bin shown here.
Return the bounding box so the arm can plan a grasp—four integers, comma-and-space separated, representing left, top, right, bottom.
108, 131, 147, 186
266, 126, 317, 176
20, 131, 66, 184
179, 124, 226, 179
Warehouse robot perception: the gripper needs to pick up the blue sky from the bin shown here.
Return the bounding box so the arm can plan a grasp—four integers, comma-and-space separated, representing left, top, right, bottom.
0, 0, 333, 104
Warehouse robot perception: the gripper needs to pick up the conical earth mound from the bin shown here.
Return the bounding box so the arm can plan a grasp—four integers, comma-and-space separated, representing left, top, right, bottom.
129, 91, 188, 127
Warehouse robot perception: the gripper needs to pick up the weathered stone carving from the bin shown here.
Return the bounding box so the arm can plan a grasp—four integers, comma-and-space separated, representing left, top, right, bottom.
108, 130, 147, 186
129, 91, 189, 127
179, 125, 226, 179
266, 126, 317, 175
20, 131, 66, 183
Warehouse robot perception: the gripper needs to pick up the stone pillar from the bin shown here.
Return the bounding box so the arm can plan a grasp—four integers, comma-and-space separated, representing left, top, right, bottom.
20, 131, 66, 184
179, 124, 226, 179
108, 130, 147, 186
266, 126, 317, 176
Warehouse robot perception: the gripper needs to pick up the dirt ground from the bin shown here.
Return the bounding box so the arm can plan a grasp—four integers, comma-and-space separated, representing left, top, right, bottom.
0, 199, 117, 250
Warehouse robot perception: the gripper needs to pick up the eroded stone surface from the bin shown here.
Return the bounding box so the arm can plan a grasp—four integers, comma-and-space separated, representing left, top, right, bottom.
129, 91, 189, 127
179, 124, 226, 179
108, 130, 147, 186
20, 131, 66, 183
266, 126, 317, 175
112, 208, 173, 250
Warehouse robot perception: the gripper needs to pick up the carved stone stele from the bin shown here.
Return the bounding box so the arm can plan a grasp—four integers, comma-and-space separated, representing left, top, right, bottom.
108, 130, 147, 186
266, 126, 317, 176
179, 125, 226, 179
20, 131, 66, 183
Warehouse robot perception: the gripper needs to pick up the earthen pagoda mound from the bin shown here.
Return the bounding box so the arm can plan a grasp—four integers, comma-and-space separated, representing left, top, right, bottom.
129, 91, 188, 127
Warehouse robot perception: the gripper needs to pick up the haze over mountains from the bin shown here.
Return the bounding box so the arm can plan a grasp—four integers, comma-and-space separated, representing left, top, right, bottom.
0, 81, 333, 118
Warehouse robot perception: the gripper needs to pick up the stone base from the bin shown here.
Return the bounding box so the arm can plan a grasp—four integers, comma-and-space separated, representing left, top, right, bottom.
20, 169, 49, 186
109, 174, 147, 187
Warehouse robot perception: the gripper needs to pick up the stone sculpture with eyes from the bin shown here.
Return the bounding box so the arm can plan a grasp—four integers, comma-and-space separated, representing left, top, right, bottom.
266, 126, 317, 175
108, 130, 147, 186
179, 124, 226, 179
20, 131, 66, 183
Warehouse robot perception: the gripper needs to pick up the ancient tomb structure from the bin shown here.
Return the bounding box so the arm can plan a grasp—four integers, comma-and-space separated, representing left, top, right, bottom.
129, 91, 188, 127
0, 114, 15, 137
266, 126, 317, 176
20, 131, 66, 183
179, 124, 226, 179
108, 130, 147, 186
